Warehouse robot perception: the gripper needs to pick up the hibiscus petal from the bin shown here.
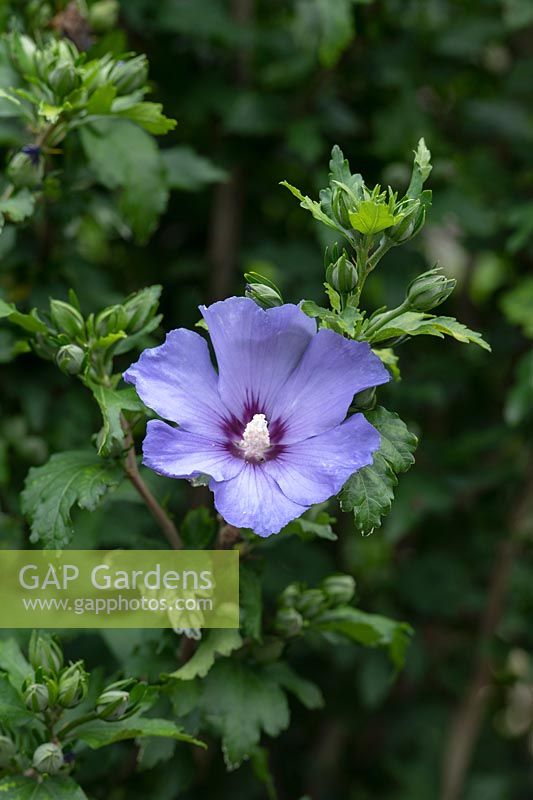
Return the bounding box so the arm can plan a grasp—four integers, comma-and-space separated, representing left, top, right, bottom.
200, 297, 316, 421
210, 463, 308, 536
271, 329, 389, 443
142, 420, 243, 482
124, 328, 229, 438
263, 413, 380, 506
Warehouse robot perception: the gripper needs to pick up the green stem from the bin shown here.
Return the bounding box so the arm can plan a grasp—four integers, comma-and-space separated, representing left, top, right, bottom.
365, 299, 410, 338
56, 711, 99, 741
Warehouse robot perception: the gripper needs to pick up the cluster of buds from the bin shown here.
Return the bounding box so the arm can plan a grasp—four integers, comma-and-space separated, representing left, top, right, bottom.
274, 574, 356, 638
24, 635, 88, 715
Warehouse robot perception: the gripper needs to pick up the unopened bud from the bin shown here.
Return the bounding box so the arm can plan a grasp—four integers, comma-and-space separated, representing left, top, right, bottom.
58, 662, 88, 708
245, 283, 283, 309
332, 187, 353, 228
49, 300, 85, 339
295, 589, 326, 619
88, 0, 119, 32
109, 55, 148, 94
48, 61, 79, 98
29, 632, 64, 675
0, 736, 17, 769
406, 269, 456, 312
96, 689, 130, 720
326, 253, 358, 294
322, 574, 356, 605
7, 148, 44, 189
56, 345, 85, 375
9, 34, 37, 77
274, 607, 304, 638
24, 682, 50, 712
279, 582, 302, 609
95, 305, 128, 337
122, 286, 161, 333
32, 742, 64, 775
352, 386, 376, 411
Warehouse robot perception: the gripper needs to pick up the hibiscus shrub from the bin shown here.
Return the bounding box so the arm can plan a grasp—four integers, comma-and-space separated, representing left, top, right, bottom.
1, 2, 526, 799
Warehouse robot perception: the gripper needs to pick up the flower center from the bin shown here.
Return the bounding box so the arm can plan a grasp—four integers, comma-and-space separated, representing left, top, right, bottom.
240, 414, 271, 462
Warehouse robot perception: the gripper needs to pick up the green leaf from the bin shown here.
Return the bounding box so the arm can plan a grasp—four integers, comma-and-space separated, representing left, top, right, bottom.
368, 311, 491, 350
74, 715, 204, 749
407, 137, 432, 199
0, 674, 32, 725
340, 407, 418, 535
265, 662, 324, 710
312, 606, 413, 668
180, 507, 217, 549
0, 639, 32, 689
38, 101, 64, 123
0, 189, 36, 222
501, 277, 533, 338
0, 298, 48, 334
86, 83, 117, 114
280, 181, 345, 234
282, 512, 337, 541
80, 119, 168, 243
21, 450, 123, 548
0, 776, 88, 800
168, 630, 243, 680
348, 200, 399, 234
161, 146, 228, 191
88, 384, 145, 455
115, 102, 177, 135
202, 660, 290, 769
296, 0, 357, 68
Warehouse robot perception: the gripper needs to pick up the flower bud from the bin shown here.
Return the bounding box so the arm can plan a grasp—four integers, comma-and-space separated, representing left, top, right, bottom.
9, 34, 38, 77
0, 735, 17, 768
245, 282, 283, 309
58, 662, 88, 708
6, 148, 44, 189
406, 269, 456, 312
49, 300, 86, 339
24, 682, 50, 712
295, 589, 326, 619
29, 632, 64, 676
48, 61, 79, 98
332, 187, 353, 228
109, 55, 148, 95
96, 689, 130, 720
274, 607, 304, 638
95, 305, 128, 337
32, 742, 64, 775
352, 386, 376, 411
326, 253, 358, 294
56, 345, 85, 375
322, 574, 356, 605
279, 582, 302, 609
122, 287, 160, 333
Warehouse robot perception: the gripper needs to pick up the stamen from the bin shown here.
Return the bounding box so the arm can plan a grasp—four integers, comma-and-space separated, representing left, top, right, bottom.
240, 414, 271, 461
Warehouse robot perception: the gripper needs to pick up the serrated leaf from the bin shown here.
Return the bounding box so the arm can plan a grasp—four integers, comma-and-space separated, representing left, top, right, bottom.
115, 102, 177, 135
0, 674, 32, 725
74, 715, 204, 749
80, 119, 168, 243
161, 146, 228, 191
88, 384, 145, 455
0, 776, 88, 800
340, 407, 418, 535
312, 606, 413, 668
369, 310, 491, 350
0, 189, 35, 222
169, 629, 243, 681
280, 181, 345, 234
501, 277, 533, 338
202, 660, 290, 769
348, 200, 399, 234
0, 639, 32, 689
21, 450, 123, 548
265, 662, 324, 710
0, 298, 48, 333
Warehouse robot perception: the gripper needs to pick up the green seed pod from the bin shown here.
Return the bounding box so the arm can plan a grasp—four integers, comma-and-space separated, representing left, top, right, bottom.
322, 574, 356, 605
58, 661, 88, 708
24, 682, 50, 712
406, 269, 456, 312
295, 589, 327, 619
326, 253, 358, 294
109, 55, 148, 94
95, 305, 128, 337
274, 607, 304, 638
49, 300, 86, 339
48, 61, 79, 98
32, 742, 64, 775
56, 344, 85, 376
96, 689, 131, 721
29, 632, 64, 676
6, 148, 44, 189
0, 735, 17, 769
